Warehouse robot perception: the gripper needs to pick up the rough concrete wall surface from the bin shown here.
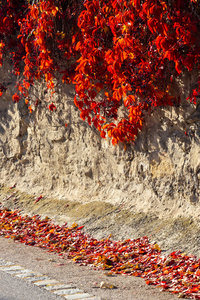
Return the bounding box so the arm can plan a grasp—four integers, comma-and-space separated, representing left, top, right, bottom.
0, 63, 200, 223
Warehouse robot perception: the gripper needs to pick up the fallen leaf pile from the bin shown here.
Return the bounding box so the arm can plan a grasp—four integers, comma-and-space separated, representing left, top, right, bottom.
0, 208, 200, 299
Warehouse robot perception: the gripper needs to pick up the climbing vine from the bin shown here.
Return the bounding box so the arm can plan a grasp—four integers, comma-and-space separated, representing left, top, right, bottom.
0, 0, 200, 145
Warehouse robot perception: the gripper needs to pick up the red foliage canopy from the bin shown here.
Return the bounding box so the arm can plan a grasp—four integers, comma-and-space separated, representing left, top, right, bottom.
0, 0, 200, 145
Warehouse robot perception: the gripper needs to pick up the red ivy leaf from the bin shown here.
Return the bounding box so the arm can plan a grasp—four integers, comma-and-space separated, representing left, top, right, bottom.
48, 103, 57, 111
12, 94, 20, 103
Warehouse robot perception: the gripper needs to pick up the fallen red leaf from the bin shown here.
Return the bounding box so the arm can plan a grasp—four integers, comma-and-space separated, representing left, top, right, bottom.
34, 195, 43, 203
0, 207, 200, 300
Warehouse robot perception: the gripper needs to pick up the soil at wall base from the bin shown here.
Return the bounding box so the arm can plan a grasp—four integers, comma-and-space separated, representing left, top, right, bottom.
0, 184, 200, 259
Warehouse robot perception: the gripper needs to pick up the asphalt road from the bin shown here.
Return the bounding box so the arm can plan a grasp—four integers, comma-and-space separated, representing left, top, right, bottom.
0, 271, 63, 300
0, 236, 178, 300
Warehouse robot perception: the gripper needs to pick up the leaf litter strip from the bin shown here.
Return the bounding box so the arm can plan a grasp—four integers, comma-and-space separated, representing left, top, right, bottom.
0, 207, 200, 299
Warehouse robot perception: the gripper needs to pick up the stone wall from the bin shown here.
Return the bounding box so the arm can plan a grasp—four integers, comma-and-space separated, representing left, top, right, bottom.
1, 63, 200, 221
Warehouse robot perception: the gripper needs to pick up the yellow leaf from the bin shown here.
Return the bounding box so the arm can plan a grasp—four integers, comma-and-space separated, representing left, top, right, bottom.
129, 52, 135, 59
154, 244, 161, 251
52, 6, 58, 16
122, 25, 128, 33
